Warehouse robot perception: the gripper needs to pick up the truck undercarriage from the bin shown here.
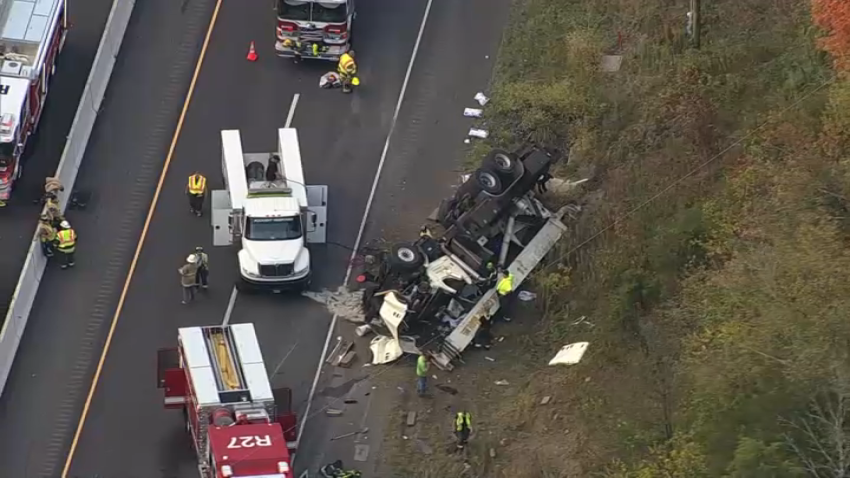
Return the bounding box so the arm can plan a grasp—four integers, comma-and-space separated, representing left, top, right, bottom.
356, 146, 577, 369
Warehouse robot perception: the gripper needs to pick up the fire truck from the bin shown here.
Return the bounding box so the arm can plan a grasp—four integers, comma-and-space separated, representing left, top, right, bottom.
275, 0, 353, 61
158, 324, 299, 478
0, 0, 67, 205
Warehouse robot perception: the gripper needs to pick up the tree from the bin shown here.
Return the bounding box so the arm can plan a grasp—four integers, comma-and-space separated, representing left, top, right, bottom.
812, 0, 850, 70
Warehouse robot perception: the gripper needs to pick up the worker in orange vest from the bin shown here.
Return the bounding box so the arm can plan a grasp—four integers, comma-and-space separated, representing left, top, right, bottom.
186, 172, 207, 217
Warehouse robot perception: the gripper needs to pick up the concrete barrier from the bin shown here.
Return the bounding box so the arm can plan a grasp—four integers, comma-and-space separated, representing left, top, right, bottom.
0, 0, 137, 396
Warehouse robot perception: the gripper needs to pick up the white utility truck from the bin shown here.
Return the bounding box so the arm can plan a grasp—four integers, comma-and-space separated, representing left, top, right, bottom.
211, 128, 327, 292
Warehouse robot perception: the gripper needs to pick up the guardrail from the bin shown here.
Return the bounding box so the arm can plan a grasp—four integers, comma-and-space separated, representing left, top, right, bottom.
0, 0, 137, 396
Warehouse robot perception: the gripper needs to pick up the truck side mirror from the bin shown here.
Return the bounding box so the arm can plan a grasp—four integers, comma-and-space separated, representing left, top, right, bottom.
307, 212, 317, 232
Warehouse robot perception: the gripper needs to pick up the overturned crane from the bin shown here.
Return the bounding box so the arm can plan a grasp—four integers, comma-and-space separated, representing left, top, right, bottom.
360, 146, 573, 369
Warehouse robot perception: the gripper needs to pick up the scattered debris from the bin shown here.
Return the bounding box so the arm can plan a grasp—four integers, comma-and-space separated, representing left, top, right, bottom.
517, 290, 537, 301
464, 138, 471, 144
485, 356, 495, 362
600, 54, 623, 72
468, 128, 489, 139
540, 396, 552, 405
355, 324, 373, 337
326, 408, 344, 417
370, 335, 403, 365
494, 380, 510, 386
339, 351, 357, 368
299, 471, 310, 478
331, 428, 369, 441
330, 341, 355, 367
474, 92, 489, 106
406, 411, 417, 426
463, 108, 483, 118
549, 342, 590, 366
436, 384, 459, 395
489, 448, 497, 458
354, 444, 370, 462
302, 286, 365, 323
325, 337, 343, 365
344, 398, 358, 404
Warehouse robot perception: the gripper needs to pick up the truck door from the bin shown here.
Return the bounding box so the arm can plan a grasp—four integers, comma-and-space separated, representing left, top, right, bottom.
305, 185, 328, 244
211, 190, 234, 246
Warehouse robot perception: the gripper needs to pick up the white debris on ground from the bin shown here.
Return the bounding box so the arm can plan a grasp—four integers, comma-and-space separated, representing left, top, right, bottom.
468, 128, 488, 139
301, 286, 366, 323
474, 92, 490, 106
463, 107, 483, 118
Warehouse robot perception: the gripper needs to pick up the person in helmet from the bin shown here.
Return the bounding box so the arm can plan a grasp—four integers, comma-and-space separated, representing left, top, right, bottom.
337, 50, 357, 93
178, 254, 200, 304
37, 213, 56, 258
55, 220, 77, 269
194, 246, 210, 289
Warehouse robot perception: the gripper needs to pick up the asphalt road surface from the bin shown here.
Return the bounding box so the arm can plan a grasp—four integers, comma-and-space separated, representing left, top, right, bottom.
0, 0, 113, 325
0, 0, 511, 476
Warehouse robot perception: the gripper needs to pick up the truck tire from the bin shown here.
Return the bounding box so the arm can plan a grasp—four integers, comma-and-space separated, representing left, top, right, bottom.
389, 243, 424, 272
482, 149, 520, 178
474, 168, 504, 195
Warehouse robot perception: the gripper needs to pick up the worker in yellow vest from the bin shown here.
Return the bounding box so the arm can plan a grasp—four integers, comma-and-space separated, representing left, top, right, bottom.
55, 220, 77, 269
186, 172, 207, 217
337, 50, 357, 93
495, 267, 514, 322
454, 411, 473, 449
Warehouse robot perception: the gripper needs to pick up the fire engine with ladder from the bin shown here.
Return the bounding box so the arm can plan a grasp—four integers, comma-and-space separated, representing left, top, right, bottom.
0, 0, 67, 205
158, 324, 299, 478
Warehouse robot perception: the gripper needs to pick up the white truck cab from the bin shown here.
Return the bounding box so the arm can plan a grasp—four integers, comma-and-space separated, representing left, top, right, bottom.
211, 128, 327, 292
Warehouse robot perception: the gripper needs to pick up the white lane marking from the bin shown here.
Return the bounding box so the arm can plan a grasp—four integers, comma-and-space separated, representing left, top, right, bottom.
220, 93, 299, 327
294, 0, 435, 458
286, 93, 300, 128
221, 286, 238, 326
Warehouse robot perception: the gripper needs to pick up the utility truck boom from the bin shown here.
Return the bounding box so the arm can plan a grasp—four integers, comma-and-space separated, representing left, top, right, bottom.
211, 128, 327, 292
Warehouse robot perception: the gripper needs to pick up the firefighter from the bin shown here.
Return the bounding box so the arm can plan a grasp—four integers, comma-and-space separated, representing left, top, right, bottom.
283, 38, 303, 63
337, 50, 357, 93
454, 411, 473, 450
179, 254, 200, 304
37, 214, 56, 258
55, 220, 77, 269
186, 172, 207, 217
43, 194, 64, 228
44, 176, 64, 196
194, 246, 210, 289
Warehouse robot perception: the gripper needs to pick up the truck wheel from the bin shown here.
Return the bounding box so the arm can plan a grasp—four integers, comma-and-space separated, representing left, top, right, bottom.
474, 169, 504, 195
389, 243, 424, 271
482, 149, 520, 179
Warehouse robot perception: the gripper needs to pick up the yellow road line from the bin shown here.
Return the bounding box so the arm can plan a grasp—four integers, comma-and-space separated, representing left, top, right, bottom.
60, 0, 223, 475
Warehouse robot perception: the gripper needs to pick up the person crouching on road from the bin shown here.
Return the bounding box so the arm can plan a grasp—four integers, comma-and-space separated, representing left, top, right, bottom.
186, 172, 207, 217
337, 50, 357, 93
37, 214, 56, 258
194, 247, 210, 289
179, 254, 200, 304
55, 220, 77, 269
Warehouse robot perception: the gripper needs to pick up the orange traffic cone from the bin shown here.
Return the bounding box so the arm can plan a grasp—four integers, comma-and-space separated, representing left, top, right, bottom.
246, 41, 258, 62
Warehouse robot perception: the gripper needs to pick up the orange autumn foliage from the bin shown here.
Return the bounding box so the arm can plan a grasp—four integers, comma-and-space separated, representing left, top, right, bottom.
812, 0, 850, 70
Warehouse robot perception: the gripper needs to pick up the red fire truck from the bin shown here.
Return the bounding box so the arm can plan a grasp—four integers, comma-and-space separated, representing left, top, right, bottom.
275, 0, 353, 61
0, 0, 67, 206
158, 324, 299, 478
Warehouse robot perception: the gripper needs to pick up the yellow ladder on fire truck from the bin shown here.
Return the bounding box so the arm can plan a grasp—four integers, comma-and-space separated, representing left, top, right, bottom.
203, 326, 245, 391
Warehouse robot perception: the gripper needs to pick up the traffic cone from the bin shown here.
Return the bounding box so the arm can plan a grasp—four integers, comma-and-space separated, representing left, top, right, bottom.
246, 41, 258, 62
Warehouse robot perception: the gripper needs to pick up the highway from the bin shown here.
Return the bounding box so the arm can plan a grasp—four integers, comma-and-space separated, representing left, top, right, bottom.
0, 0, 113, 324
0, 0, 512, 476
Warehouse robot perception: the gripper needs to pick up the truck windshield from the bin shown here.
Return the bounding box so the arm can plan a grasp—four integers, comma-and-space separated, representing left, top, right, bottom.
245, 217, 303, 241
278, 0, 311, 21
277, 0, 347, 23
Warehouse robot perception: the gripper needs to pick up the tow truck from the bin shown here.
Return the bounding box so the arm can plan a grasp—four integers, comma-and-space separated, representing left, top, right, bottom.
0, 0, 67, 205
360, 146, 573, 369
158, 324, 298, 478
275, 0, 353, 61
211, 128, 328, 292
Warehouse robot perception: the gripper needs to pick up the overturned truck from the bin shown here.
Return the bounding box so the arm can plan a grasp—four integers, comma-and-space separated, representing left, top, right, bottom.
361, 146, 573, 370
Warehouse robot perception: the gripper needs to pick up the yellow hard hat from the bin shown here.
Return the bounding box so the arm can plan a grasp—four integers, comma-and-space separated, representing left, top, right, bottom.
352, 77, 360, 86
